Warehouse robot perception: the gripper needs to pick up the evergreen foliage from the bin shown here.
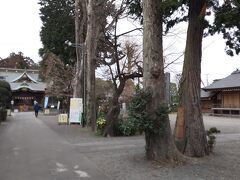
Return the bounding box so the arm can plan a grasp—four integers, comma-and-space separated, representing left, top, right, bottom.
126, 0, 142, 22
128, 86, 151, 133
39, 0, 76, 64
128, 86, 169, 135
210, 1, 240, 56
0, 81, 11, 92
126, 0, 188, 32
127, 0, 240, 55
117, 118, 137, 136
0, 81, 11, 108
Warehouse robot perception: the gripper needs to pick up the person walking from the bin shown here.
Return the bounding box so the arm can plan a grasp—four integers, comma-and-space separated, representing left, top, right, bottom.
34, 102, 40, 117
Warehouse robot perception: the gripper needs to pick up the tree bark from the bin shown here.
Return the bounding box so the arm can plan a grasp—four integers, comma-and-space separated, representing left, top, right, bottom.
174, 0, 209, 157
73, 0, 87, 98
143, 0, 181, 162
86, 0, 99, 131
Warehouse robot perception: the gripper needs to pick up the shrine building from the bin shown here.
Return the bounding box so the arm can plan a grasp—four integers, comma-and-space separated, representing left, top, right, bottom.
0, 68, 46, 111
201, 69, 240, 116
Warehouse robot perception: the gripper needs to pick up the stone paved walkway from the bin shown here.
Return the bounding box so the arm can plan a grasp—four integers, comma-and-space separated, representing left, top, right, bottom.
0, 112, 109, 180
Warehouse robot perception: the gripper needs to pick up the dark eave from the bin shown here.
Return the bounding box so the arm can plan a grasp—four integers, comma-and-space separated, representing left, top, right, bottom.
203, 87, 240, 92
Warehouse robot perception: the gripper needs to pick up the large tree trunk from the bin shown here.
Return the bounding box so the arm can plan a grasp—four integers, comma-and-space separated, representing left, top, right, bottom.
103, 80, 126, 137
73, 0, 87, 98
174, 0, 209, 157
86, 0, 99, 131
143, 0, 181, 161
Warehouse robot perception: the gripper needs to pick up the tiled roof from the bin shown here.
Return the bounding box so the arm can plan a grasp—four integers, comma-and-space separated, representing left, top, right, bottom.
203, 70, 240, 90
10, 82, 46, 91
201, 89, 212, 98
0, 68, 46, 92
0, 68, 39, 82
200, 89, 217, 99
11, 71, 37, 83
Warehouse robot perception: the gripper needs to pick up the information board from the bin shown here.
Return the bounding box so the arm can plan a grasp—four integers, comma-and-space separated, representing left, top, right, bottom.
69, 98, 83, 124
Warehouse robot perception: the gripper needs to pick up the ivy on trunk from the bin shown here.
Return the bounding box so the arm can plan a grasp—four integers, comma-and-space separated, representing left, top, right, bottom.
143, 0, 182, 162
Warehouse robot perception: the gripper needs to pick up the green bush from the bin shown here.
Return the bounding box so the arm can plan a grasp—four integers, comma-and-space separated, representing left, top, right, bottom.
127, 86, 151, 133
0, 80, 12, 109
117, 118, 137, 136
0, 80, 11, 91
127, 85, 169, 135
0, 87, 11, 104
96, 116, 106, 135
0, 108, 7, 122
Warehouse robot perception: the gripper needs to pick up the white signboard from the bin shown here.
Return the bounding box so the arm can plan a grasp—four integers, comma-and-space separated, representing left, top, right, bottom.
69, 98, 83, 124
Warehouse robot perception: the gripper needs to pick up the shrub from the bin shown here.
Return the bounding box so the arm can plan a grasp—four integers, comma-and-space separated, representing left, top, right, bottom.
117, 118, 137, 136
0, 108, 7, 122
206, 127, 221, 152
0, 80, 12, 109
127, 86, 171, 135
127, 86, 151, 133
96, 116, 106, 135
0, 80, 11, 91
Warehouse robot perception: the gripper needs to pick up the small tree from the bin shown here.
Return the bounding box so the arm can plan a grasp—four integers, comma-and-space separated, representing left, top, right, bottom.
0, 52, 38, 69
96, 78, 113, 114
101, 39, 142, 137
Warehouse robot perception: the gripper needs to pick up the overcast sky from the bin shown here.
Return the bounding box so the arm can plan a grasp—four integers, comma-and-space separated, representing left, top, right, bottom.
0, 1, 42, 62
0, 1, 239, 86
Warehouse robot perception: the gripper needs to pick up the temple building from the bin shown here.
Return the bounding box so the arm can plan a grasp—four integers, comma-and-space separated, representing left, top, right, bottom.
0, 68, 46, 111
201, 69, 240, 116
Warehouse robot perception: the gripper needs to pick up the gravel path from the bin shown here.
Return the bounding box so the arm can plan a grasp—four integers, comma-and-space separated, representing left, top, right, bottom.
39, 113, 240, 180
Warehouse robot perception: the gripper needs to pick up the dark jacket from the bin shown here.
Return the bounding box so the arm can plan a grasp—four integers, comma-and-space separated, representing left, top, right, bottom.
34, 104, 40, 112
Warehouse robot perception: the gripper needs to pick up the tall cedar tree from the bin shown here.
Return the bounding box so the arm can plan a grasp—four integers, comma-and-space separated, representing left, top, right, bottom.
39, 0, 76, 65
175, 0, 240, 157
85, 0, 112, 130
85, 0, 118, 131
174, 0, 209, 157
86, 0, 98, 131
72, 0, 87, 98
39, 0, 88, 100
143, 0, 183, 161
128, 0, 235, 157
